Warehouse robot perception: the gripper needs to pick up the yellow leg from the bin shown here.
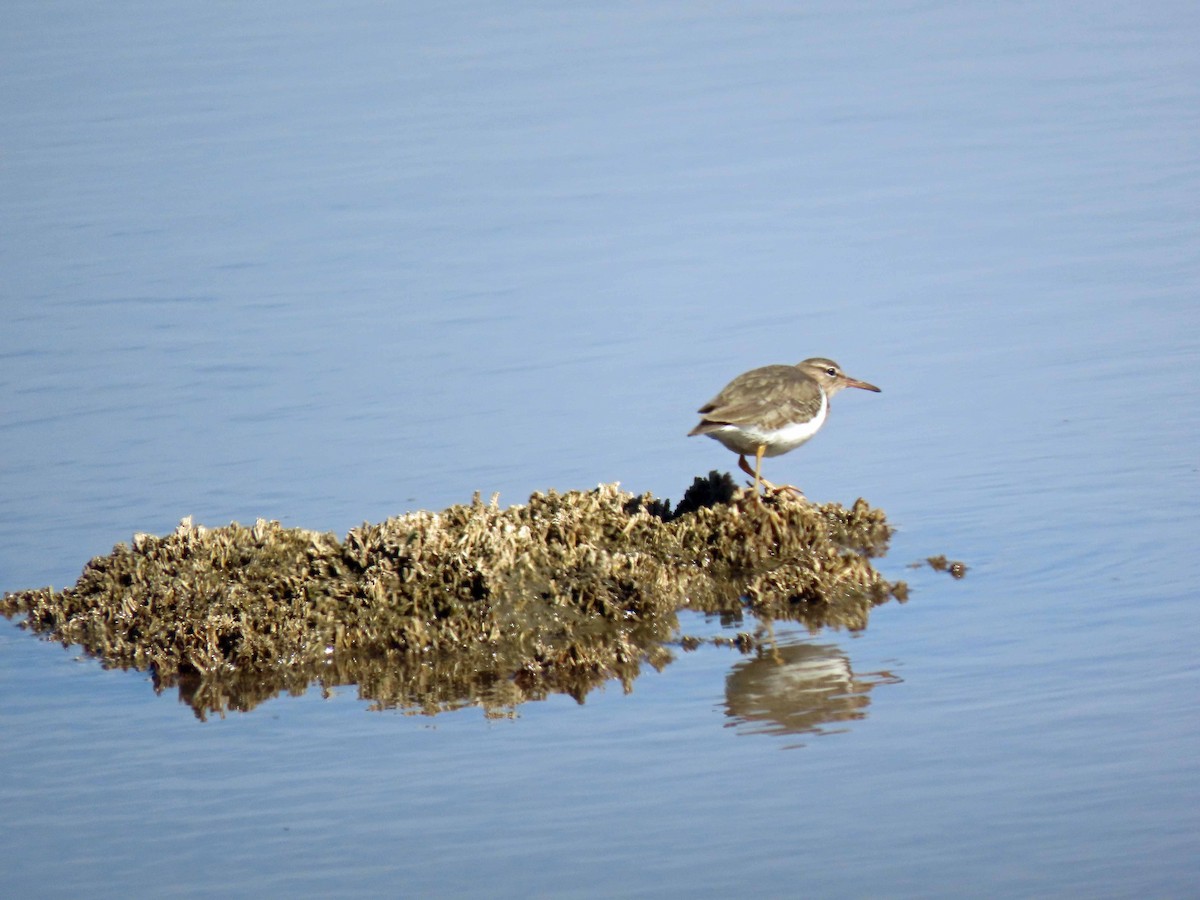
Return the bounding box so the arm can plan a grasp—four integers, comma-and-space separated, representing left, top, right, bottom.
737, 449, 803, 498
737, 447, 771, 495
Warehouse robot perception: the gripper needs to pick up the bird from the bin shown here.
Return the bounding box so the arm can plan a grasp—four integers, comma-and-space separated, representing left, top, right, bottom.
688, 357, 880, 495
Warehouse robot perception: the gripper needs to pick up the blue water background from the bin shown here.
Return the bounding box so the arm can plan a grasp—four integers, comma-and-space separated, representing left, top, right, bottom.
2, 3, 1197, 896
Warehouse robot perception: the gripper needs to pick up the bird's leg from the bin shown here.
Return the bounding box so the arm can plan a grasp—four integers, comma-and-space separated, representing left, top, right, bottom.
738, 448, 804, 498
737, 448, 771, 496
768, 482, 807, 500
737, 453, 761, 493
759, 448, 807, 499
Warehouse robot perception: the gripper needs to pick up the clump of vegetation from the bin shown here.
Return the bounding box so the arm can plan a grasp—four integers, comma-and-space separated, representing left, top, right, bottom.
2, 475, 904, 719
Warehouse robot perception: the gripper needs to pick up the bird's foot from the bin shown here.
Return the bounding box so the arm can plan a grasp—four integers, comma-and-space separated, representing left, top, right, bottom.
757, 479, 808, 501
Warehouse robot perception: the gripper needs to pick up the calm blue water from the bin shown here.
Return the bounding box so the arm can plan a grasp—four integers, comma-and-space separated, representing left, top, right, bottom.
3, 2, 1198, 897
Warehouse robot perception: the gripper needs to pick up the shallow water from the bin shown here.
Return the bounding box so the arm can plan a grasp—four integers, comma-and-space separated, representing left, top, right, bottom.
3, 2, 1198, 897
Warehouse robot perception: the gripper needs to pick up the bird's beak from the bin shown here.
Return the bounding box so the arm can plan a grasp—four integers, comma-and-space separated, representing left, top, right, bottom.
844, 377, 881, 393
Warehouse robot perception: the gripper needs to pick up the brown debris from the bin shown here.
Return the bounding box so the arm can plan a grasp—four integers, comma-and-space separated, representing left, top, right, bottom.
2, 474, 906, 719
913, 554, 969, 579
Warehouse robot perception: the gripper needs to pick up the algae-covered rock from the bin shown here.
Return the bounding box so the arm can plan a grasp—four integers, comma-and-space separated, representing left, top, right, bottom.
2, 475, 906, 718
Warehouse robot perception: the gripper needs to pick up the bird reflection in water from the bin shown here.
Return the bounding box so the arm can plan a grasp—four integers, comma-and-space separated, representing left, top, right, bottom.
723, 640, 901, 745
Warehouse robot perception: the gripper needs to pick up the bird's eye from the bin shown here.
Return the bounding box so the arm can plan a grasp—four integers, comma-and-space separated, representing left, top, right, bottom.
825, 367, 837, 376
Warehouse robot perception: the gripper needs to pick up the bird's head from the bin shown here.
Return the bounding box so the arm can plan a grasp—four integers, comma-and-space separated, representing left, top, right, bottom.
798, 358, 881, 396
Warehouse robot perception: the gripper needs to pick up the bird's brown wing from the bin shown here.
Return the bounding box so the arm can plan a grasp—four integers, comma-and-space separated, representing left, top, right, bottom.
690, 365, 823, 433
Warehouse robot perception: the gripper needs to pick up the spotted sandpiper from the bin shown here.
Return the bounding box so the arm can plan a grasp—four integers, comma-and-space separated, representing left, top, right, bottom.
688, 357, 880, 494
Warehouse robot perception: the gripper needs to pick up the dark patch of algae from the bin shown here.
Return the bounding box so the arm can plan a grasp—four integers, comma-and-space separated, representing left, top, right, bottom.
1, 473, 906, 720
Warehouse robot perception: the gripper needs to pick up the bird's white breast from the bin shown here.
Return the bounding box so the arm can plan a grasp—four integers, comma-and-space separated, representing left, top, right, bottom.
708, 391, 828, 457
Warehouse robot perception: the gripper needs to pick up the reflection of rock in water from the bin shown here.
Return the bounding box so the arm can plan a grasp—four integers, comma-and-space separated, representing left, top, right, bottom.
2, 475, 907, 720
724, 640, 900, 742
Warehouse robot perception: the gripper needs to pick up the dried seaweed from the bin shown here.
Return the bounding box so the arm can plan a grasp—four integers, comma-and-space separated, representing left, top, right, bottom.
2, 475, 905, 719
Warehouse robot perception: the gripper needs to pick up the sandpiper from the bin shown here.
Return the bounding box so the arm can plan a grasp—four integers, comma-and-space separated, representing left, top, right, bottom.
688, 357, 880, 494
